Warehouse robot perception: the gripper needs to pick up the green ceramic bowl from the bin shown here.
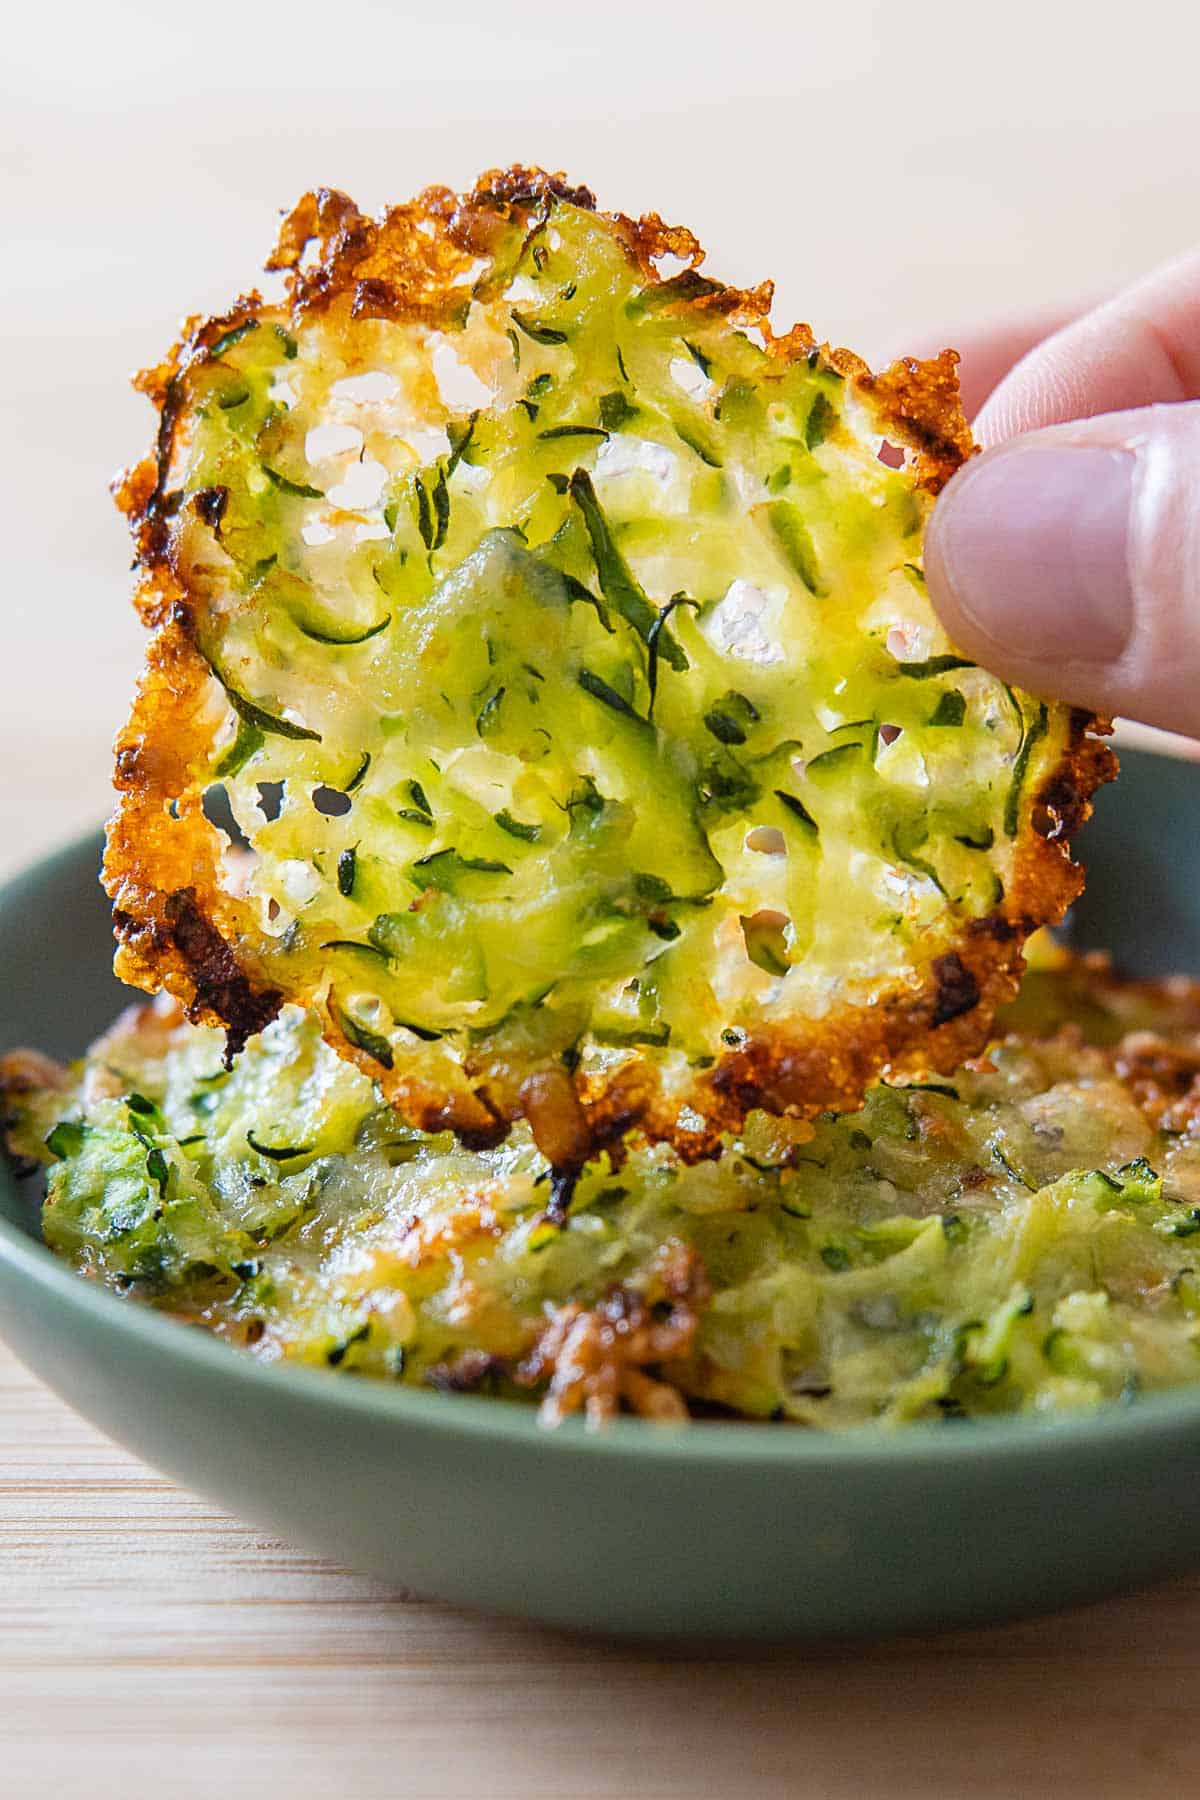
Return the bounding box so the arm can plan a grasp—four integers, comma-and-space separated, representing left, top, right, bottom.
3, 748, 1200, 1639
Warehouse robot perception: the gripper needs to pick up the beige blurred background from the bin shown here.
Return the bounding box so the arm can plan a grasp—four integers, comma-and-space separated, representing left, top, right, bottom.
4, 0, 1199, 879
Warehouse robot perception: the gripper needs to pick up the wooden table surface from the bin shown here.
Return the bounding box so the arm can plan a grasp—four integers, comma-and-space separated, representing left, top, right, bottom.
3, 1336, 1199, 1799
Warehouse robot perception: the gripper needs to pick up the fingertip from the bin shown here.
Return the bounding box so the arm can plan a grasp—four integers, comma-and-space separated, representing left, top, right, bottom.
929, 441, 1134, 660
926, 404, 1200, 740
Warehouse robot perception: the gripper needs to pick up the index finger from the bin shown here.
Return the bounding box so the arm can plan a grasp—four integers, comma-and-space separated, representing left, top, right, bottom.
976, 246, 1200, 444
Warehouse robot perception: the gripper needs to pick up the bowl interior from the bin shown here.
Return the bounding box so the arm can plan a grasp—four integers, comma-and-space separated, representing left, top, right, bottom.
1, 836, 134, 1236
1064, 744, 1200, 973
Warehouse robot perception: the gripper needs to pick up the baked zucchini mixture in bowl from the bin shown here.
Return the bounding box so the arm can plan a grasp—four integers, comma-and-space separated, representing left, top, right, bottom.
9, 948, 1200, 1428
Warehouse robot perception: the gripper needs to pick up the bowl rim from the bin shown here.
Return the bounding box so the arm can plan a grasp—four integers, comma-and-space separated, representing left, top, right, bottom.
6, 828, 1200, 1470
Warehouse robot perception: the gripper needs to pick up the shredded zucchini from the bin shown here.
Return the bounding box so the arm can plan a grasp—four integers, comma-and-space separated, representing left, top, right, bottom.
9, 957, 1200, 1427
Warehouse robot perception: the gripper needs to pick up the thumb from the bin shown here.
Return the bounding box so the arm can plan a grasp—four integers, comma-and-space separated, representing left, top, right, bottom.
924, 402, 1200, 737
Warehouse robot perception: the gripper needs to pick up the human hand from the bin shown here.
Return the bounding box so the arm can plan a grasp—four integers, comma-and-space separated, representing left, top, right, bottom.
920, 252, 1200, 736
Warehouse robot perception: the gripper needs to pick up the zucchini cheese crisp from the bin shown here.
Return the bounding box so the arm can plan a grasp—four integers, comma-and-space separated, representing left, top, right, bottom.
9, 953, 1200, 1426
5, 166, 1152, 1430
103, 167, 1112, 1169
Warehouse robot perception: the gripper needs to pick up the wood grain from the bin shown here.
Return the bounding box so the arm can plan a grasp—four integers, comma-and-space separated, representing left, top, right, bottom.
1, 1343, 1198, 1799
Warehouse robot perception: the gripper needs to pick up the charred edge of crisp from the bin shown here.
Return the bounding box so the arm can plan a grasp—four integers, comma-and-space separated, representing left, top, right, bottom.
869, 411, 967, 493
273, 187, 369, 271
113, 891, 281, 1062
125, 301, 264, 567
698, 951, 1016, 1132
166, 354, 242, 553
1004, 714, 1116, 946
967, 911, 1030, 946
1039, 711, 1117, 850
1031, 708, 1118, 845
855, 351, 976, 496
928, 951, 981, 1028
140, 375, 187, 564
466, 166, 597, 216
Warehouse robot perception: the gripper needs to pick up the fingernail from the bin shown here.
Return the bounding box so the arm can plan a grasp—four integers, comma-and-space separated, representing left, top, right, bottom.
927, 444, 1135, 662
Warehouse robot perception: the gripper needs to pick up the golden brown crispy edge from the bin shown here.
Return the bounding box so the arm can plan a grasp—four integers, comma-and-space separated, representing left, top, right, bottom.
104, 165, 1117, 1162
